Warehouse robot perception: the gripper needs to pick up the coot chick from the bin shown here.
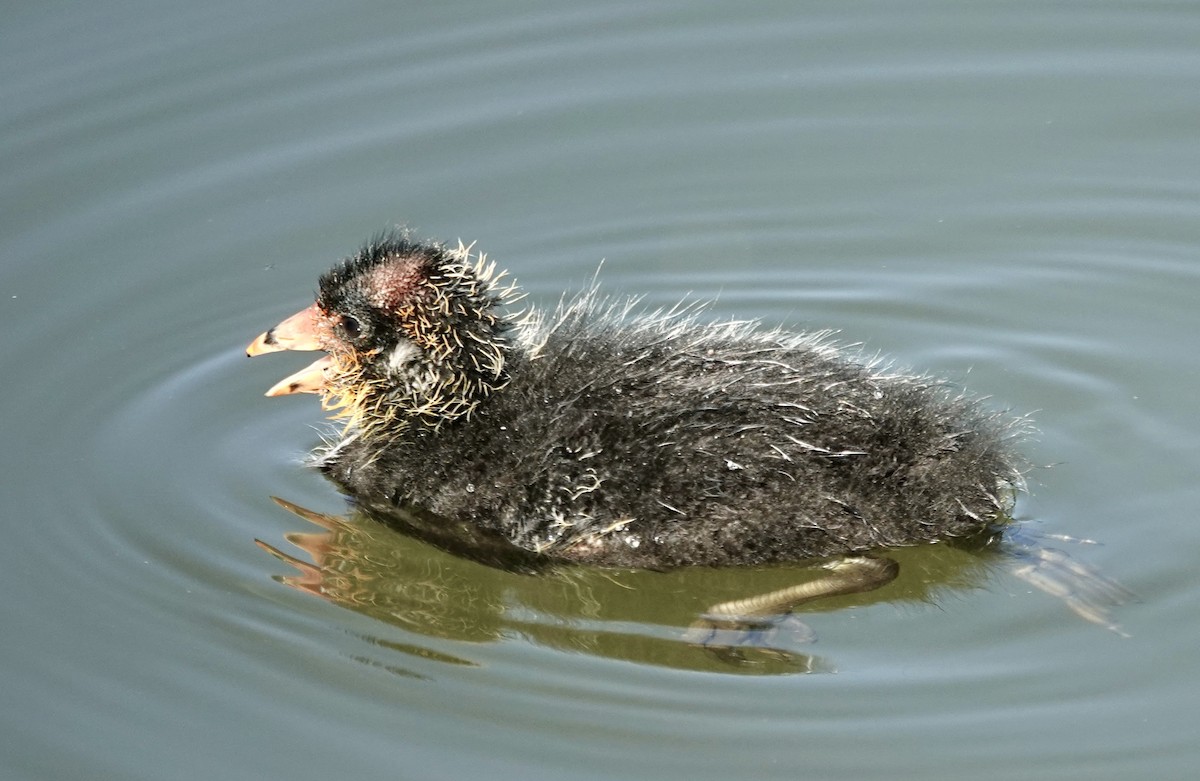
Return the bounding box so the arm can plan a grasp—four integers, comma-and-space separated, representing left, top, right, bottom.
247, 232, 1024, 578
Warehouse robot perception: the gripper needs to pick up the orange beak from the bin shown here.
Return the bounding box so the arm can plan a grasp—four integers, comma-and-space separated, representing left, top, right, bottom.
247, 303, 332, 396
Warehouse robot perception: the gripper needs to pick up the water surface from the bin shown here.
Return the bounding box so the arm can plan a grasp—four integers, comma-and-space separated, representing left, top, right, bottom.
3, 1, 1198, 779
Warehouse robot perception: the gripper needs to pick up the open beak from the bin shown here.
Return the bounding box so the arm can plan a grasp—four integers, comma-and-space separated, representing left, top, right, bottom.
247, 303, 331, 396
247, 303, 323, 355
261, 355, 333, 397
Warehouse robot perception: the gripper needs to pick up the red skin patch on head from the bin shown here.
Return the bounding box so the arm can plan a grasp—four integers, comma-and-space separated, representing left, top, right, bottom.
311, 307, 345, 351
363, 256, 427, 310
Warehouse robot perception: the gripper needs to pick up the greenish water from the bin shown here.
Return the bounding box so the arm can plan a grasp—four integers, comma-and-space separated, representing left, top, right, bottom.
3, 1, 1198, 779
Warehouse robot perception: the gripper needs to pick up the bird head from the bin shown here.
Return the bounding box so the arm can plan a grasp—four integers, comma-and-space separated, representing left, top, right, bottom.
248, 233, 517, 435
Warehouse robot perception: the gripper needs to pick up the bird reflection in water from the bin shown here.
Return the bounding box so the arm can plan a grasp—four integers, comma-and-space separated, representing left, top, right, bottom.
256, 497, 1129, 676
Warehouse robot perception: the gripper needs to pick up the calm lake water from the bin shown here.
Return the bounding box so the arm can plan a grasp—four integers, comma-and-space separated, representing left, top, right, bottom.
3, 1, 1198, 779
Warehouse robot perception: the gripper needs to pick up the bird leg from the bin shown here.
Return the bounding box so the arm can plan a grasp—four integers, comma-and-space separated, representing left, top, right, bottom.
687, 555, 899, 652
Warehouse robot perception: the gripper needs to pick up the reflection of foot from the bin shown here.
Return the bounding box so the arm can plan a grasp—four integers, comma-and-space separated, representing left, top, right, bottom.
686, 611, 815, 648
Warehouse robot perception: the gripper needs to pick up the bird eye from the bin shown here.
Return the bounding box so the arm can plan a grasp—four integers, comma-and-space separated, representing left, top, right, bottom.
340, 315, 363, 339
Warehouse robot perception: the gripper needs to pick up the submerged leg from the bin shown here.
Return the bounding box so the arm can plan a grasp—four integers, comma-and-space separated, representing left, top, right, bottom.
704, 555, 900, 619
1010, 546, 1133, 636
687, 555, 899, 654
